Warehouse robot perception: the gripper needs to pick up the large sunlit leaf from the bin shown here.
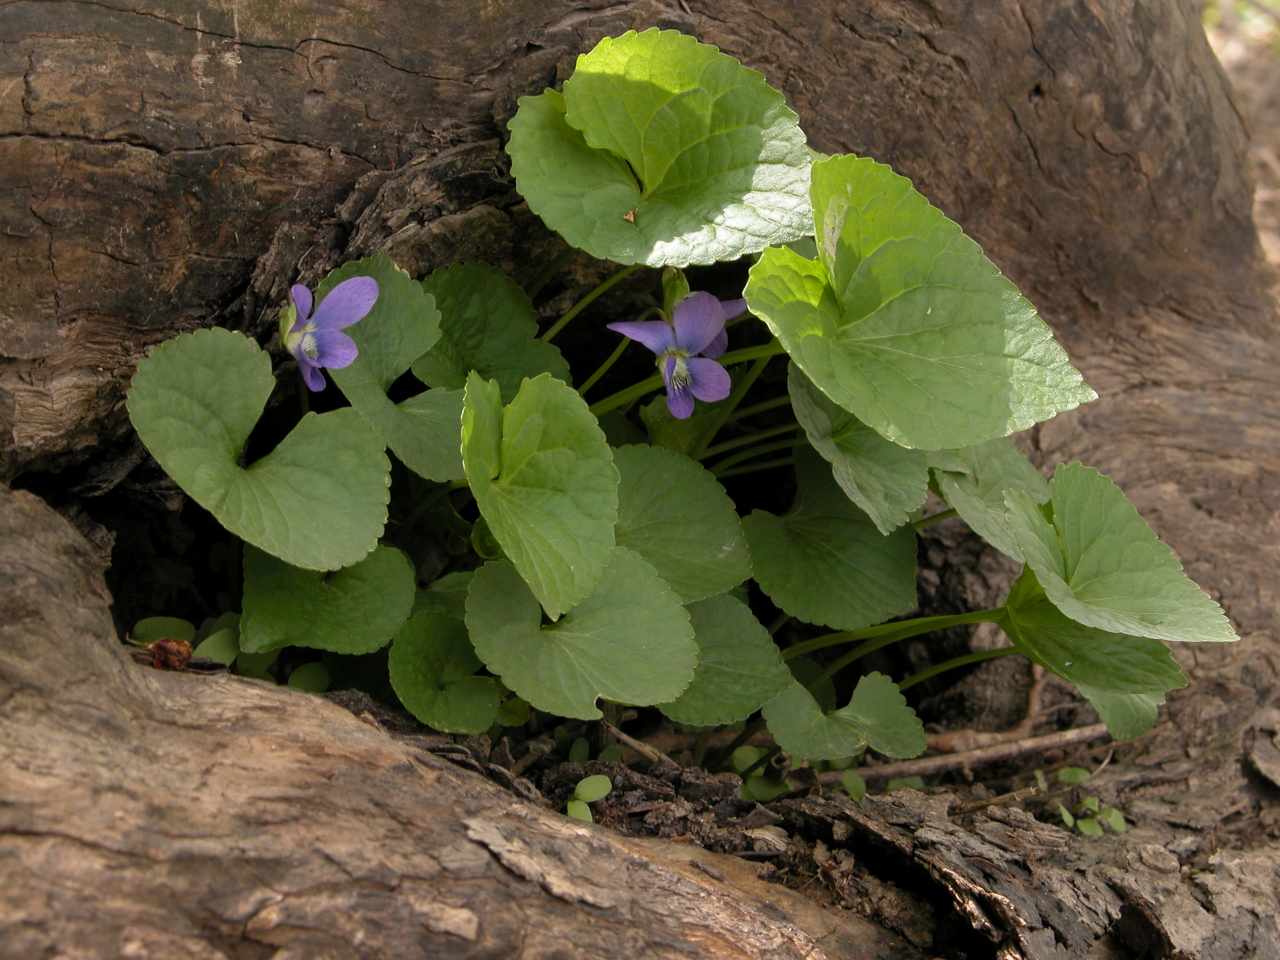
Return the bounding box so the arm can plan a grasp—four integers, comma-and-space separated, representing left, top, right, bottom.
462, 372, 618, 620
389, 611, 502, 734
1005, 463, 1236, 644
614, 444, 752, 603
659, 595, 791, 726
743, 448, 917, 630
239, 544, 415, 655
764, 672, 925, 761
127, 328, 390, 570
506, 29, 812, 266
321, 254, 463, 482
745, 155, 1096, 450
929, 439, 1049, 560
466, 549, 696, 720
414, 263, 569, 400
788, 363, 928, 534
1001, 570, 1187, 739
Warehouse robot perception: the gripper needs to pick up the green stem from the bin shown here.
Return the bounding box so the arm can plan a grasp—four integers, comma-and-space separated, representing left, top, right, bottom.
728, 395, 791, 422
578, 339, 629, 396
767, 613, 792, 637
716, 457, 795, 480
738, 745, 780, 779
700, 422, 803, 460
913, 508, 959, 531
589, 341, 787, 417
689, 355, 773, 459
710, 437, 803, 474
898, 647, 1018, 691
782, 608, 1005, 662
540, 264, 643, 343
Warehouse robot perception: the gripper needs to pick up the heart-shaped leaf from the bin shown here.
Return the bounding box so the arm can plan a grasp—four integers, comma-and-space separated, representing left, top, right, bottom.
127, 328, 390, 570
788, 363, 928, 534
743, 448, 916, 630
462, 372, 618, 620
929, 439, 1048, 560
659, 594, 791, 727
1005, 463, 1236, 644
322, 254, 463, 482
614, 444, 752, 603
764, 672, 925, 760
239, 544, 415, 654
1001, 569, 1187, 739
389, 611, 502, 734
465, 549, 695, 720
745, 155, 1096, 450
507, 29, 811, 266
414, 263, 569, 400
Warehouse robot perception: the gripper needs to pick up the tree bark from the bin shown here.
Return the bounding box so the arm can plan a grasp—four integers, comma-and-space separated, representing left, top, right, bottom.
2, 1, 1277, 957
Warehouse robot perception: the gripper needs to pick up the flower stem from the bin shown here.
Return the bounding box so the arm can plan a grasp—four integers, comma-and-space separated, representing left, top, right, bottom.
700, 422, 803, 460
781, 608, 1005, 662
689, 355, 773, 459
589, 340, 787, 417
913, 508, 959, 531
716, 457, 796, 480
898, 647, 1018, 691
578, 339, 629, 396
728, 395, 791, 422
541, 264, 643, 343
710, 436, 803, 474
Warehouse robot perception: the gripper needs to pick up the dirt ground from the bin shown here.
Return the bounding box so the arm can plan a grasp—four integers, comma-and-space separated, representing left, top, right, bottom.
1206, 3, 1280, 274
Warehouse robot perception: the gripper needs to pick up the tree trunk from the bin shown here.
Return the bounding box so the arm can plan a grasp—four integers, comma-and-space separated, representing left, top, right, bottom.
2, 1, 1277, 957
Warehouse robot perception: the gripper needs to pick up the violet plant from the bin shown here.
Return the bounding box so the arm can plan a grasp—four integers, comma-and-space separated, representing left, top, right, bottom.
126, 29, 1236, 770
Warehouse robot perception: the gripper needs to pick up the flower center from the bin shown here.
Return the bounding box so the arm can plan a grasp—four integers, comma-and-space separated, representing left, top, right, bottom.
299, 329, 319, 360
667, 353, 691, 390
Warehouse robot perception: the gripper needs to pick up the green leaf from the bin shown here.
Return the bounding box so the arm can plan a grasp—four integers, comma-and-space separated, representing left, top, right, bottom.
788, 363, 928, 534
1100, 806, 1127, 832
320, 254, 464, 483
639, 394, 722, 455
239, 545, 415, 655
235, 649, 278, 680
1081, 795, 1101, 814
614, 444, 752, 603
731, 746, 767, 774
741, 775, 794, 802
1002, 569, 1187, 740
465, 549, 695, 720
462, 372, 619, 620
930, 439, 1049, 560
565, 799, 594, 822
192, 628, 238, 666
1076, 818, 1103, 838
1057, 803, 1075, 828
743, 449, 917, 630
132, 616, 195, 644
763, 671, 926, 761
744, 155, 1096, 450
414, 572, 474, 621
1056, 766, 1091, 786
568, 737, 591, 763
414, 263, 569, 401
574, 775, 613, 803
658, 595, 791, 727
506, 29, 811, 267
388, 611, 501, 734
840, 771, 867, 803
497, 696, 531, 727
288, 662, 331, 693
787, 657, 837, 713
196, 612, 239, 642
1005, 463, 1237, 644
127, 328, 390, 570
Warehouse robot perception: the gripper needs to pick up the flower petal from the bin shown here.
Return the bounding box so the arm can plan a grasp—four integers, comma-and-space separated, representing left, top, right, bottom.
289, 284, 313, 323
311, 276, 379, 330
313, 329, 359, 369
671, 292, 726, 355
686, 357, 732, 403
719, 298, 748, 321
703, 327, 728, 359
666, 385, 695, 419
299, 360, 327, 392
607, 320, 676, 355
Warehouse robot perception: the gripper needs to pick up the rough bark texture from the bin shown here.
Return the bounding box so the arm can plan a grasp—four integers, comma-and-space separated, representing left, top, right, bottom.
2, 1, 1278, 957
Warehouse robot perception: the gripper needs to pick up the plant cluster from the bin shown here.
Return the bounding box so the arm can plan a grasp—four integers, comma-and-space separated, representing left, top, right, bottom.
126, 30, 1235, 771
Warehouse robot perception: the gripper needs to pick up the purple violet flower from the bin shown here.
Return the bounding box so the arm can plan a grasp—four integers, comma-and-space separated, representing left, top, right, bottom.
607, 292, 746, 419
282, 277, 379, 392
